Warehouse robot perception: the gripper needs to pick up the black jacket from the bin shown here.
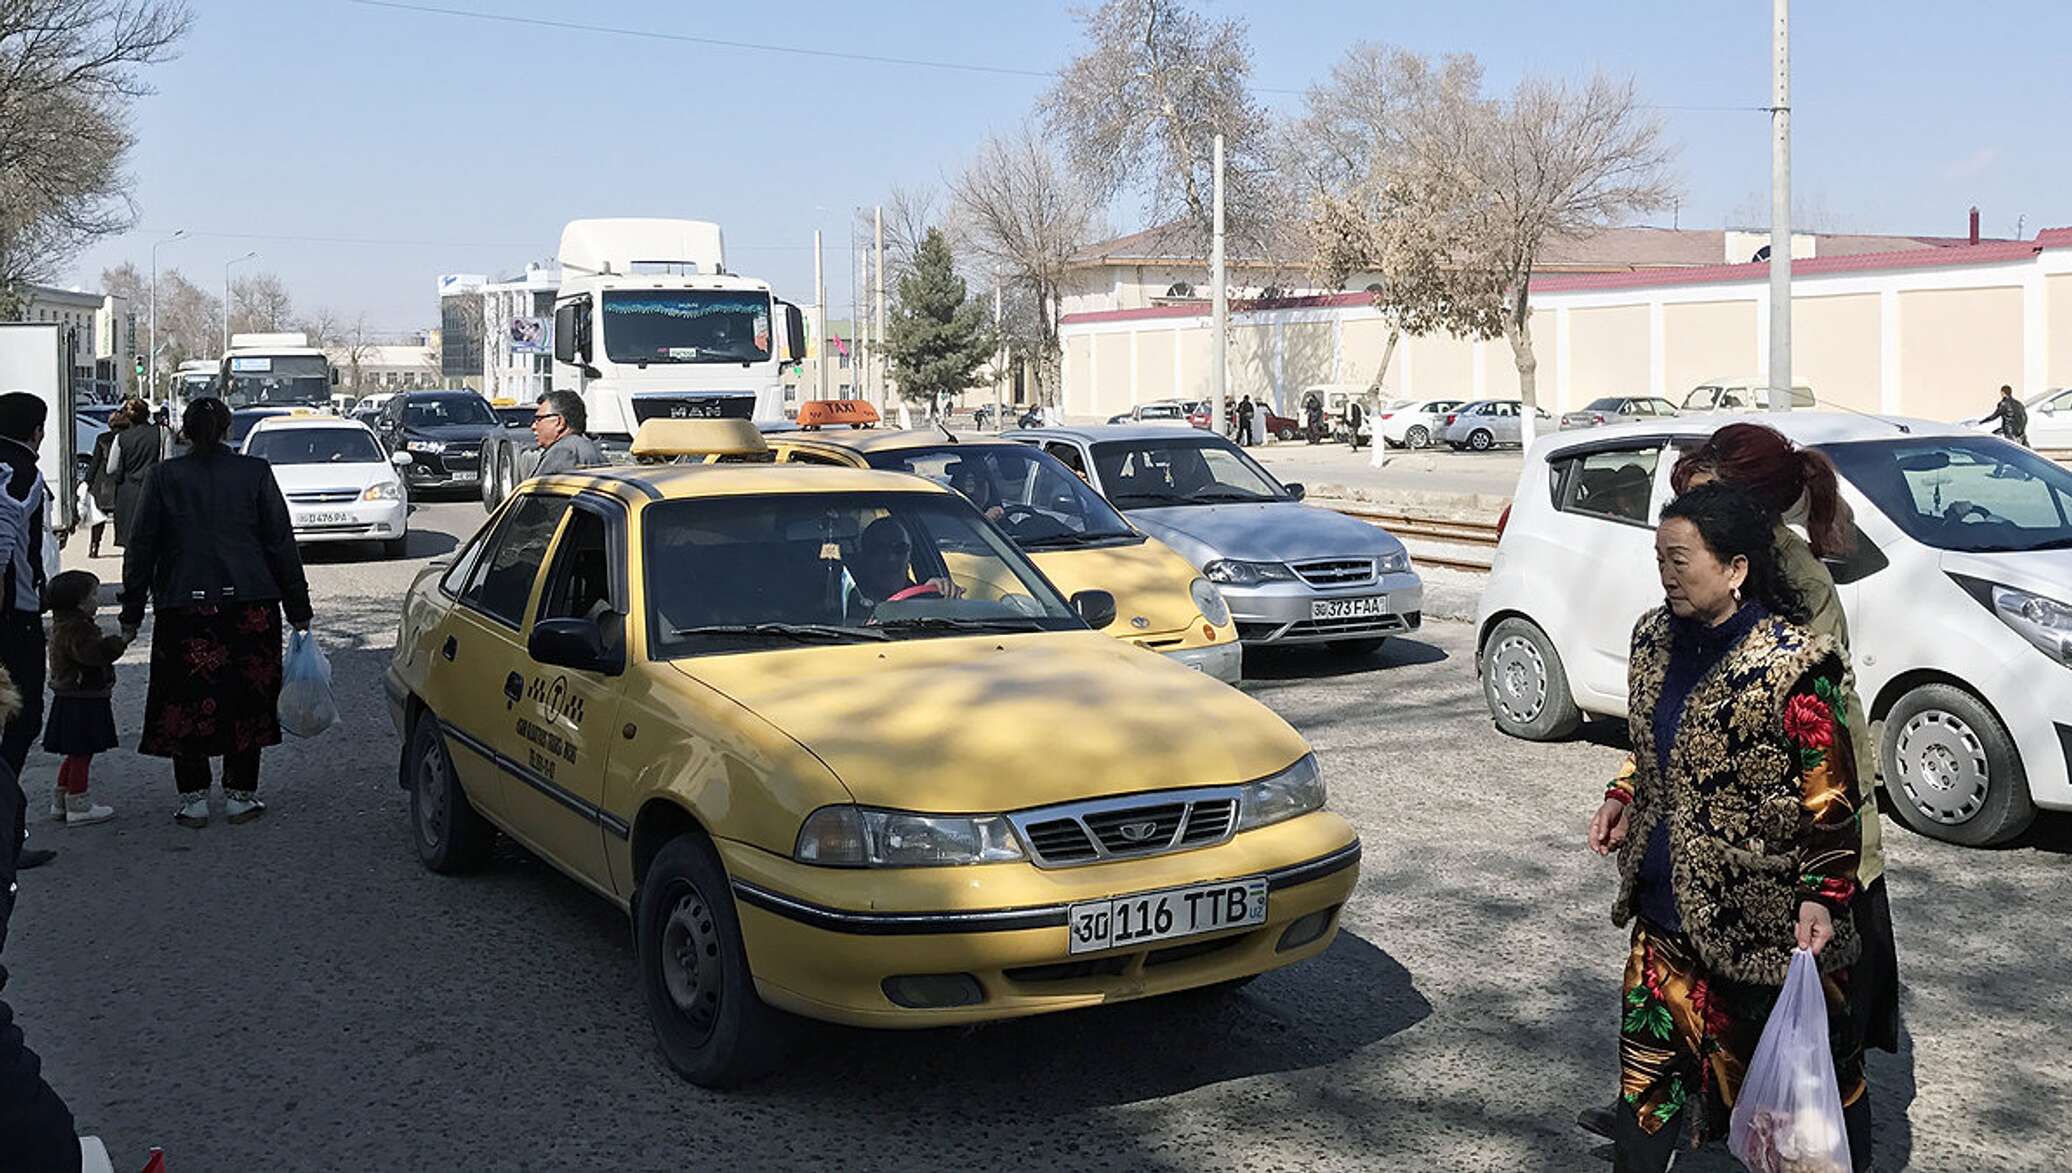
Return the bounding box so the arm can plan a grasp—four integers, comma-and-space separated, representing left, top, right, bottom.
120, 447, 312, 628
110, 422, 163, 546
86, 429, 119, 513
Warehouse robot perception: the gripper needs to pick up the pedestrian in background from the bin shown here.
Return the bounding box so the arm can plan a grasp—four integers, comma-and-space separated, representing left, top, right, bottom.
1237, 395, 1255, 446
120, 397, 312, 828
42, 570, 129, 827
530, 389, 606, 476
0, 393, 52, 872
81, 412, 125, 558
1588, 482, 1872, 1171
109, 398, 162, 549
1982, 383, 2029, 446
1304, 395, 1323, 445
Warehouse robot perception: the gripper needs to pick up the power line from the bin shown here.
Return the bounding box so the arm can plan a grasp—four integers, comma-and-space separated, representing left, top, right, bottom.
135, 227, 817, 251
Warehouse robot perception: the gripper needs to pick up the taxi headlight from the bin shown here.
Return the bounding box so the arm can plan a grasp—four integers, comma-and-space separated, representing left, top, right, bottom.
363, 481, 401, 501
795, 805, 1026, 867
1377, 549, 1411, 574
1189, 577, 1230, 626
1992, 584, 2072, 668
405, 439, 446, 454
1203, 559, 1296, 587
1236, 754, 1326, 833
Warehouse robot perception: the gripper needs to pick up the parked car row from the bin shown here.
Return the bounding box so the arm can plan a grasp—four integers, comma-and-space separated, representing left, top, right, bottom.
1478, 412, 2072, 848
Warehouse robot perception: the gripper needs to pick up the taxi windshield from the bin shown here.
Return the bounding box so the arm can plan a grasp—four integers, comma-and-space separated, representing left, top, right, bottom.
644, 491, 1082, 657
860, 444, 1138, 548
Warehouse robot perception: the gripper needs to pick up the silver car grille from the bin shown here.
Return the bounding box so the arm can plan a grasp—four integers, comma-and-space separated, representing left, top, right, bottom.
1290, 558, 1377, 587
287, 489, 359, 504
1009, 787, 1241, 867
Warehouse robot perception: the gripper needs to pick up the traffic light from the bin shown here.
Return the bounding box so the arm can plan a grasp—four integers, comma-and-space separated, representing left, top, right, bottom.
133, 354, 145, 376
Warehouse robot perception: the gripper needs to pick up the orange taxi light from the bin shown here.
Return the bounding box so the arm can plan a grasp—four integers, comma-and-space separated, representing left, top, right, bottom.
795, 399, 880, 430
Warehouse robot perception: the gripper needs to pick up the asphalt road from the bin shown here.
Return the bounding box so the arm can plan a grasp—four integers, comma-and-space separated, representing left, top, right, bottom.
10, 500, 2068, 1171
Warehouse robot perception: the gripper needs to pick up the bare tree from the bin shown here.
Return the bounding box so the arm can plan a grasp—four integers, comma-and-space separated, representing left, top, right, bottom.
856, 184, 945, 285
952, 125, 1098, 405
229, 271, 295, 334
295, 306, 341, 348
1042, 0, 1275, 260
150, 267, 220, 370
1297, 46, 1676, 447
0, 1, 192, 302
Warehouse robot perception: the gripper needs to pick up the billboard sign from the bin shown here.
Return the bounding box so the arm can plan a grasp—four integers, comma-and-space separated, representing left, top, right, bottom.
507, 316, 551, 354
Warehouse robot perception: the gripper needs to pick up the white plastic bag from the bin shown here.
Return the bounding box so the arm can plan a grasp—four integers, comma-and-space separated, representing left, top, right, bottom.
1728, 948, 1851, 1173
278, 628, 338, 738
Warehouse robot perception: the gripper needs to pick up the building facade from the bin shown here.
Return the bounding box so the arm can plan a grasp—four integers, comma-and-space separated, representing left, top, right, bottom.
9, 283, 136, 400
1056, 227, 2072, 426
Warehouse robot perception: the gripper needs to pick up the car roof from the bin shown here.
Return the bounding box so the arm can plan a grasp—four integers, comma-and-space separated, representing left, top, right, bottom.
780, 427, 1023, 455
398, 390, 482, 400
1005, 423, 1230, 444
246, 413, 373, 433
530, 462, 958, 505
1529, 409, 1972, 461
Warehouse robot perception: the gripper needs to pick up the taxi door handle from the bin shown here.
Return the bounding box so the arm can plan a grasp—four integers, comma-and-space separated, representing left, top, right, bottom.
504, 672, 524, 704
441, 635, 457, 662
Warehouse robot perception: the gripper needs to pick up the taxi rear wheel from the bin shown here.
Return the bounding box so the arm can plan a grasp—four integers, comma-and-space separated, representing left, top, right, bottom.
407, 712, 494, 874
637, 834, 790, 1088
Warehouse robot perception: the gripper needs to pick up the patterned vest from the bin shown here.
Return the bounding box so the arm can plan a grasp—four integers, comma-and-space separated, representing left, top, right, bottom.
1613, 608, 1861, 986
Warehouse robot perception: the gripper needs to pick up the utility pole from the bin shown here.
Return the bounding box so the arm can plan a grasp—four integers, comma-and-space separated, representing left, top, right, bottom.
813, 229, 829, 400
148, 229, 188, 403
993, 269, 1004, 433
1769, 0, 1792, 412
850, 211, 863, 399
874, 205, 887, 406
223, 250, 257, 354
1210, 133, 1228, 438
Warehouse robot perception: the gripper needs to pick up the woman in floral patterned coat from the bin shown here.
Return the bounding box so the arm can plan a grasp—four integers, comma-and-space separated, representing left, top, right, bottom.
1586, 482, 1871, 1172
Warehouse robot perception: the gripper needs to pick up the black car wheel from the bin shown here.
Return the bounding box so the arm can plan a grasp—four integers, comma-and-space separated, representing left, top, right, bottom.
637, 834, 791, 1088
1881, 683, 2034, 846
406, 711, 494, 873
1468, 429, 1494, 452
1481, 617, 1581, 740
1405, 425, 1430, 449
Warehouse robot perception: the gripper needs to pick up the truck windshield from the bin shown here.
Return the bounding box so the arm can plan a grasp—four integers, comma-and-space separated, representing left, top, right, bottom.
601, 291, 771, 365
223, 354, 330, 408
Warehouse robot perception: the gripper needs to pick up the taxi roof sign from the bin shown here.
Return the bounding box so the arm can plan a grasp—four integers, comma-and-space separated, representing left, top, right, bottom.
794, 399, 880, 429
630, 418, 769, 459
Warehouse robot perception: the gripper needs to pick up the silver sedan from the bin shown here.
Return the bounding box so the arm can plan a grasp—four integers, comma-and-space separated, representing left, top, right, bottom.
1558, 396, 1681, 430
1004, 424, 1424, 654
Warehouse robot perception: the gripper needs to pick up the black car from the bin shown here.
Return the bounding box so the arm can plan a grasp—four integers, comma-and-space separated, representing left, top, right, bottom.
372, 391, 499, 492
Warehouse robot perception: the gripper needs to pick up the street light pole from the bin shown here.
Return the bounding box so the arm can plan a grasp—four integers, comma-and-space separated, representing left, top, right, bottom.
223, 250, 258, 354
1210, 133, 1228, 439
874, 206, 886, 406
1769, 0, 1792, 412
813, 229, 828, 401
148, 229, 188, 402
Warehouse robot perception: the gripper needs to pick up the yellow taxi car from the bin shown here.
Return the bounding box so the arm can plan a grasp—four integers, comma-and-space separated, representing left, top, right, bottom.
384, 420, 1361, 1088
767, 428, 1241, 682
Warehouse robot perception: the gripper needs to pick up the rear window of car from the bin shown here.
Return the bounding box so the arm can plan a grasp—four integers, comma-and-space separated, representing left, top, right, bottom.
1583, 397, 1624, 411
1551, 445, 1661, 526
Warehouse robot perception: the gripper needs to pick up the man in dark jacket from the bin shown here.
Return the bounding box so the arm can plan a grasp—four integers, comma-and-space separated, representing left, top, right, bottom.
1236, 396, 1255, 446
0, 393, 52, 871
530, 390, 607, 476
108, 399, 162, 547
1983, 384, 2029, 446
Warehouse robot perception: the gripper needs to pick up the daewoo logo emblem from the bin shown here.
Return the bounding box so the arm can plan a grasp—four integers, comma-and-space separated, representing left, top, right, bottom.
1129, 615, 1150, 629
1116, 820, 1160, 843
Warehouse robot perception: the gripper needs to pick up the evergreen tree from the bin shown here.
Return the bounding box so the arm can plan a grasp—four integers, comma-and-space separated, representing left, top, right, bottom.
885, 229, 994, 413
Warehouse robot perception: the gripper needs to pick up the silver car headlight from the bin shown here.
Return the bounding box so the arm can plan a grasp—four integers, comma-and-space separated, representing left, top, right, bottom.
1203, 559, 1297, 586
1236, 754, 1327, 832
362, 482, 401, 501
1189, 577, 1231, 626
405, 439, 446, 454
1992, 585, 2072, 668
1377, 549, 1411, 574
795, 805, 1026, 867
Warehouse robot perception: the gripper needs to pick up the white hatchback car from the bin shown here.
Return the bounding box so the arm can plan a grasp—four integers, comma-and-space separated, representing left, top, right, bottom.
243, 414, 411, 558
1476, 412, 2072, 847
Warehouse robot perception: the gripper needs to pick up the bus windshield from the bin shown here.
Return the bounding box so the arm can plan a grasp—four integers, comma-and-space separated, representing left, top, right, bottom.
223, 354, 330, 408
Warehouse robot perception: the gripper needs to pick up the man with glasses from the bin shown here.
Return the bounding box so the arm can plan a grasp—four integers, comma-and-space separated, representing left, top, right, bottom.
530, 390, 606, 477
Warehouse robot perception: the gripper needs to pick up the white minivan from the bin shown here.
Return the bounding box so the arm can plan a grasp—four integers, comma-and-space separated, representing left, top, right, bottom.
1476, 412, 2072, 847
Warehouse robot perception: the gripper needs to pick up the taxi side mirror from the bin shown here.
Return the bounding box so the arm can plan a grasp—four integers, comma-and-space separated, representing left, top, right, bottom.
1070, 589, 1116, 630
530, 615, 624, 676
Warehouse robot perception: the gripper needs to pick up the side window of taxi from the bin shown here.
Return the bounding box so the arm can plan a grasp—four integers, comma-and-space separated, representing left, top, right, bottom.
461, 494, 571, 627
537, 506, 618, 625
1044, 442, 1087, 477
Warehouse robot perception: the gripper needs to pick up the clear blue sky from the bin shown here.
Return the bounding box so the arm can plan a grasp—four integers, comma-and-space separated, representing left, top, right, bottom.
61, 0, 2070, 334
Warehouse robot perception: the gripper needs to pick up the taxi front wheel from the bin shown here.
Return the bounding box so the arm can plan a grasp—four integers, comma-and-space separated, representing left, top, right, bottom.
637, 834, 792, 1088
407, 712, 494, 874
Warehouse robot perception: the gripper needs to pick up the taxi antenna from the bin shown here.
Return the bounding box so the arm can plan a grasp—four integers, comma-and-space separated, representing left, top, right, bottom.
938, 419, 957, 443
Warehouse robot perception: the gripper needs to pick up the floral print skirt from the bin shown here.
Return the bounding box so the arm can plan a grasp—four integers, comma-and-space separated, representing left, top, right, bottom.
139, 603, 283, 759
1619, 920, 1865, 1143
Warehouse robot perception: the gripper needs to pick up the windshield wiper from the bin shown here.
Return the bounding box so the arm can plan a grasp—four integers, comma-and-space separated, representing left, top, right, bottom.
1109, 494, 1182, 507
668, 622, 888, 643
875, 616, 1048, 634
1017, 531, 1133, 549
1186, 489, 1274, 503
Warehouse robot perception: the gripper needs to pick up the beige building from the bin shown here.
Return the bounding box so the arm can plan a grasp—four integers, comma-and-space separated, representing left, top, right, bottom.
1057, 226, 2072, 425
328, 342, 442, 395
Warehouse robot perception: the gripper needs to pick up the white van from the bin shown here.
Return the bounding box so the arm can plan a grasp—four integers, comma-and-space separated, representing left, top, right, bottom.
1475, 412, 2072, 847
1680, 377, 1815, 413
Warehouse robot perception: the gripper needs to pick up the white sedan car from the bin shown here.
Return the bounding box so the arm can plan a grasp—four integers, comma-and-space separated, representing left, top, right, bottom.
1476, 412, 2072, 847
242, 414, 411, 558
1377, 398, 1464, 449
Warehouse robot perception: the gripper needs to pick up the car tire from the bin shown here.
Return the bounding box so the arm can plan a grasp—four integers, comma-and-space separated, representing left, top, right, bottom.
637, 834, 791, 1088
1405, 426, 1430, 449
1326, 638, 1387, 657
1277, 426, 1298, 442
382, 536, 409, 559
1880, 683, 2034, 847
406, 711, 494, 874
479, 442, 501, 509
1468, 429, 1494, 452
1481, 617, 1581, 740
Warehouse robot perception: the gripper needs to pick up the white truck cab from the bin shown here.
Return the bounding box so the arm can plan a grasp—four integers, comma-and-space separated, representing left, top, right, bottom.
546, 218, 806, 449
